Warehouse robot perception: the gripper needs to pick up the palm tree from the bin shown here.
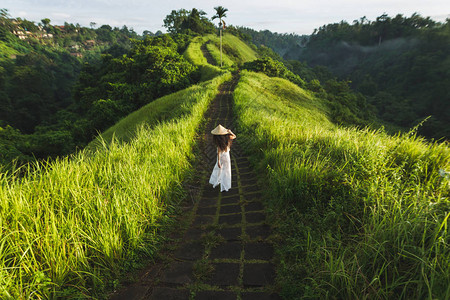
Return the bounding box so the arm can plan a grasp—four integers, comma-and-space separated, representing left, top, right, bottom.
212, 6, 228, 67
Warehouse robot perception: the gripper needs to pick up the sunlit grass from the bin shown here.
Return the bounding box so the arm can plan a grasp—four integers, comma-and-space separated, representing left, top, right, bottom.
183, 36, 224, 81
206, 41, 234, 68
234, 71, 450, 299
0, 73, 231, 298
184, 33, 258, 75
222, 33, 258, 63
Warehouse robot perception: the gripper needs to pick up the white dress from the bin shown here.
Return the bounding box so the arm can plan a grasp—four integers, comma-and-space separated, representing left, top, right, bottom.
209, 147, 232, 192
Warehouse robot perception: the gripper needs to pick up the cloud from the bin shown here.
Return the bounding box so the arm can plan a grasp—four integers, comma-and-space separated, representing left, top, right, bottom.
51, 12, 71, 19
3, 0, 450, 34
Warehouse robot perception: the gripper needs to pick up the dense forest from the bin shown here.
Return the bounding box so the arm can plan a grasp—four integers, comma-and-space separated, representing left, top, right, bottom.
237, 27, 308, 57
0, 8, 211, 168
279, 14, 450, 140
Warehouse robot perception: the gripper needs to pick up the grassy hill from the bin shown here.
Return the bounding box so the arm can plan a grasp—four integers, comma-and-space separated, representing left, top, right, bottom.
234, 70, 450, 299
1, 29, 449, 299
0, 72, 231, 298
184, 33, 257, 68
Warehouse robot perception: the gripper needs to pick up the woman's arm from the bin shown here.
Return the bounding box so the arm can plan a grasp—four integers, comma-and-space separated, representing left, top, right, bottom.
228, 129, 236, 140
217, 148, 221, 168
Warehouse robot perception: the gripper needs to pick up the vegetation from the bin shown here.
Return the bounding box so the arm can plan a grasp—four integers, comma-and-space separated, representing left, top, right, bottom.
237, 26, 308, 56
0, 73, 231, 299
0, 9, 140, 168
2, 5, 449, 299
212, 6, 228, 67
163, 8, 215, 35
242, 56, 375, 127
234, 70, 450, 299
283, 14, 450, 140
184, 33, 257, 73
183, 36, 224, 81
73, 34, 198, 145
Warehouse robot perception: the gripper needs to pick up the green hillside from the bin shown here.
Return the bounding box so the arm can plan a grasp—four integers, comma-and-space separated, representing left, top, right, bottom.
282, 14, 450, 140
0, 72, 231, 298
234, 71, 450, 299
1, 15, 449, 299
185, 33, 257, 69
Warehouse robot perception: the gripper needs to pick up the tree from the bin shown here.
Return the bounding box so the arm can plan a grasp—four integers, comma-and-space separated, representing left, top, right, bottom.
89, 22, 96, 29
212, 6, 228, 67
41, 18, 50, 28
163, 8, 214, 35
163, 9, 189, 33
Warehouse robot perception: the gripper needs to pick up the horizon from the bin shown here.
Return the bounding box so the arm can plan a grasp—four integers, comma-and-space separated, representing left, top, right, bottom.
2, 0, 449, 35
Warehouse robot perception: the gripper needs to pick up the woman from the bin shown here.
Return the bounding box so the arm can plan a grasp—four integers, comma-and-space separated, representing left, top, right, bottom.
209, 124, 236, 192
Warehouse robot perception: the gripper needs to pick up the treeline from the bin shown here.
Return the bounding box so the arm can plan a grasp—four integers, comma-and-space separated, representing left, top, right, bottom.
283, 13, 450, 140
0, 9, 146, 167
237, 27, 308, 57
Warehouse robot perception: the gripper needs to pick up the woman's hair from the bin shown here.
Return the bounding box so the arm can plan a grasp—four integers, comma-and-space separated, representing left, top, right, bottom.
213, 134, 233, 152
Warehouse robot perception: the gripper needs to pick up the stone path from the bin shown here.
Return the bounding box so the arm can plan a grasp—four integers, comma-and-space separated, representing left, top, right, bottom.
201, 41, 216, 66
110, 76, 279, 299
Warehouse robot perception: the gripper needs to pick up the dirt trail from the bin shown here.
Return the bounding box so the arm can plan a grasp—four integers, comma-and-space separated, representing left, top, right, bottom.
200, 41, 216, 66
111, 75, 279, 299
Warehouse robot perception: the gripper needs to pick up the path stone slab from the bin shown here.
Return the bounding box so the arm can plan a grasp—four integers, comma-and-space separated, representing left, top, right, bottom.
198, 197, 218, 207
237, 161, 251, 169
183, 228, 203, 241
210, 242, 242, 259
160, 262, 194, 285
203, 189, 219, 198
196, 290, 237, 300
246, 212, 266, 224
245, 243, 274, 260
244, 193, 262, 202
220, 205, 241, 214
217, 227, 242, 241
239, 167, 252, 174
193, 215, 214, 227
222, 188, 239, 196
218, 214, 242, 226
241, 292, 281, 300
221, 196, 240, 205
245, 202, 264, 212
243, 185, 260, 193
241, 179, 258, 187
174, 241, 204, 261
149, 287, 190, 300
243, 263, 275, 287
110, 285, 148, 300
246, 225, 271, 239
206, 263, 240, 286
197, 206, 217, 215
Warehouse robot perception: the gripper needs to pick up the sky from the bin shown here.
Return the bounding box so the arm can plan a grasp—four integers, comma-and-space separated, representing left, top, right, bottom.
3, 0, 450, 35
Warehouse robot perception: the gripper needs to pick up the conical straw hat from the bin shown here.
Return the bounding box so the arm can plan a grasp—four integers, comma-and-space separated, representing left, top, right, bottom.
211, 124, 228, 135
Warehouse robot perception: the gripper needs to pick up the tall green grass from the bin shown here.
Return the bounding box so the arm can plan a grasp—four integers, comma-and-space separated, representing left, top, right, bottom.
0, 73, 231, 298
233, 71, 450, 299
183, 36, 224, 81
221, 34, 258, 63
206, 41, 234, 68
205, 33, 258, 67
183, 34, 258, 78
